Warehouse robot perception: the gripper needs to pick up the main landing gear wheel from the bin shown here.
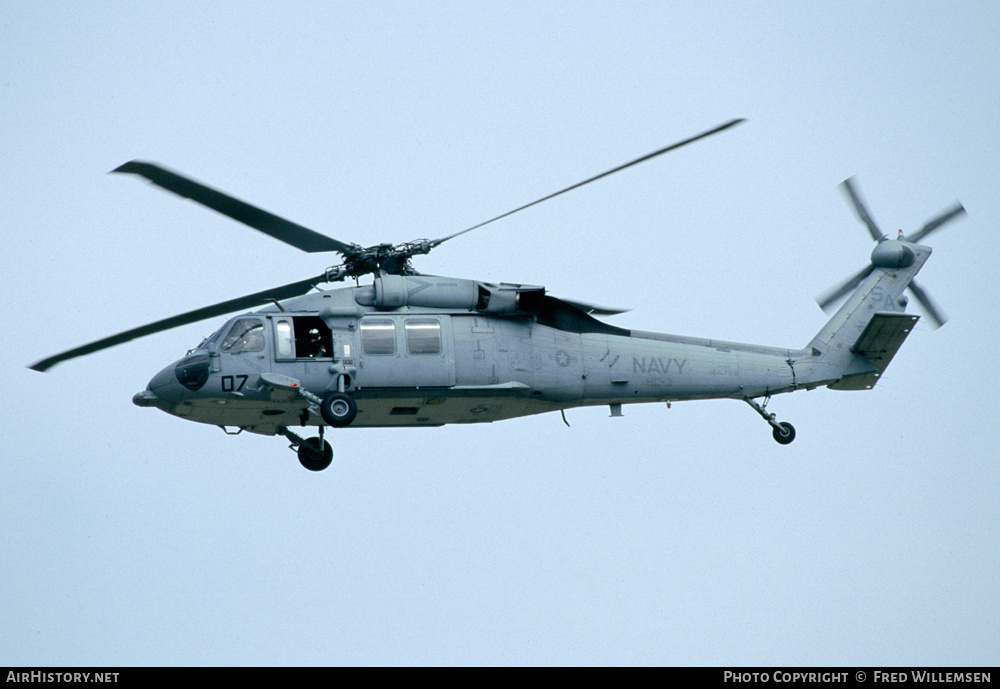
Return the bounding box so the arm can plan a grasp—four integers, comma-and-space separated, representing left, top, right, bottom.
297, 437, 333, 472
772, 421, 796, 445
320, 392, 357, 427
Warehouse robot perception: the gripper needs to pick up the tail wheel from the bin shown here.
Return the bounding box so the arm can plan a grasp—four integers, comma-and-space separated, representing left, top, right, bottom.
772, 422, 796, 445
320, 392, 358, 427
297, 437, 333, 471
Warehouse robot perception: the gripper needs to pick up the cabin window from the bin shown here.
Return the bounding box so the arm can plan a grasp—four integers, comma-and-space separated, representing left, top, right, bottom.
275, 320, 293, 357
405, 318, 441, 355
221, 318, 265, 352
361, 319, 396, 355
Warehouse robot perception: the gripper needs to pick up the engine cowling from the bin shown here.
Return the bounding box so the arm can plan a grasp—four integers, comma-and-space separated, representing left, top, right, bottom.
354, 275, 544, 314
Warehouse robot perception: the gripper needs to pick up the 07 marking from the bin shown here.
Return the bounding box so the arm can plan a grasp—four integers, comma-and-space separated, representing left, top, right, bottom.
221, 375, 248, 392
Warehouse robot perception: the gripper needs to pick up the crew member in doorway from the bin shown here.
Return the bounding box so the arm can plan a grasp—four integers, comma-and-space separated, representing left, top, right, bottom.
307, 328, 330, 358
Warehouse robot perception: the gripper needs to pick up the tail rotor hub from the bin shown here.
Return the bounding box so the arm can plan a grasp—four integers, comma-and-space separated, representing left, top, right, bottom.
815, 177, 966, 329
870, 240, 916, 269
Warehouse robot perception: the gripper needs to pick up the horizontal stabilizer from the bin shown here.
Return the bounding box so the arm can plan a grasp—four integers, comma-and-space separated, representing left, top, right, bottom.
828, 312, 919, 390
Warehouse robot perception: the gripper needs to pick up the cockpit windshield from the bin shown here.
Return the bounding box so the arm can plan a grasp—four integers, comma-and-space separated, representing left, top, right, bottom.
221, 318, 266, 352
188, 326, 226, 354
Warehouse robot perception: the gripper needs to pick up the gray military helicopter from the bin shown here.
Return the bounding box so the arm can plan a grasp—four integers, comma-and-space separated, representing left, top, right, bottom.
30, 119, 966, 471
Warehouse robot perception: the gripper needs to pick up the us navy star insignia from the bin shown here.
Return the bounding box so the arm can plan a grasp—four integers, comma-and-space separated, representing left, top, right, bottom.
551, 350, 577, 367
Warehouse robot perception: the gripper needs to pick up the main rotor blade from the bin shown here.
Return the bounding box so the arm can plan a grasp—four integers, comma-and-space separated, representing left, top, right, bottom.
429, 118, 746, 247
816, 263, 875, 311
907, 202, 967, 244
840, 178, 884, 242
29, 273, 328, 372
113, 161, 358, 255
907, 279, 947, 329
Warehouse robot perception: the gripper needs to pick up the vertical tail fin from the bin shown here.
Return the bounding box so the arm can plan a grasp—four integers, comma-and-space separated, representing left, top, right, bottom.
792, 179, 964, 391
797, 239, 930, 390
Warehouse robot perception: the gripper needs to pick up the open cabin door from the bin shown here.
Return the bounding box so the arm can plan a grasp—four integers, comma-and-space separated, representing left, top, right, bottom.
268, 314, 351, 390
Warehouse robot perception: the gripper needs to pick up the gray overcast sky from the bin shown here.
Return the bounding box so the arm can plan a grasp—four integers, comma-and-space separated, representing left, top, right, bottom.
2, 1, 997, 666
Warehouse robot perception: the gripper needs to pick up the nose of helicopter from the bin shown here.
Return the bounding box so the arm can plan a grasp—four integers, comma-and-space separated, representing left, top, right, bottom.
132, 361, 186, 411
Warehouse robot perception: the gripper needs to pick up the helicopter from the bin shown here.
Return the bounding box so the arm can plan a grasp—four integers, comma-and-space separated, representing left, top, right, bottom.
30, 119, 966, 471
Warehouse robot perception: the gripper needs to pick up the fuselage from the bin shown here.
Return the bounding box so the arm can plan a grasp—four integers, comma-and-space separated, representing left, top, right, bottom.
135, 276, 810, 435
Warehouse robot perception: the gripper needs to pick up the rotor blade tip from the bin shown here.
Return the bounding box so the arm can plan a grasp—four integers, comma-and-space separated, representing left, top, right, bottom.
717, 118, 746, 132
816, 297, 836, 313
110, 160, 143, 175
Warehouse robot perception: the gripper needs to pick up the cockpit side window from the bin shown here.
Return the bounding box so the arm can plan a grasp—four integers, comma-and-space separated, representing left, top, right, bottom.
221, 318, 265, 352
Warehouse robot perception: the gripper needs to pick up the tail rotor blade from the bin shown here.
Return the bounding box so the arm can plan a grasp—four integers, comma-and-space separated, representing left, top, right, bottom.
908, 203, 967, 244
907, 279, 947, 329
840, 178, 885, 242
817, 264, 875, 311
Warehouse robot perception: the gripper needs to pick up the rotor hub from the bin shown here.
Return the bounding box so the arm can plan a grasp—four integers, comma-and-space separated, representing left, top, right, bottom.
870, 240, 916, 269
